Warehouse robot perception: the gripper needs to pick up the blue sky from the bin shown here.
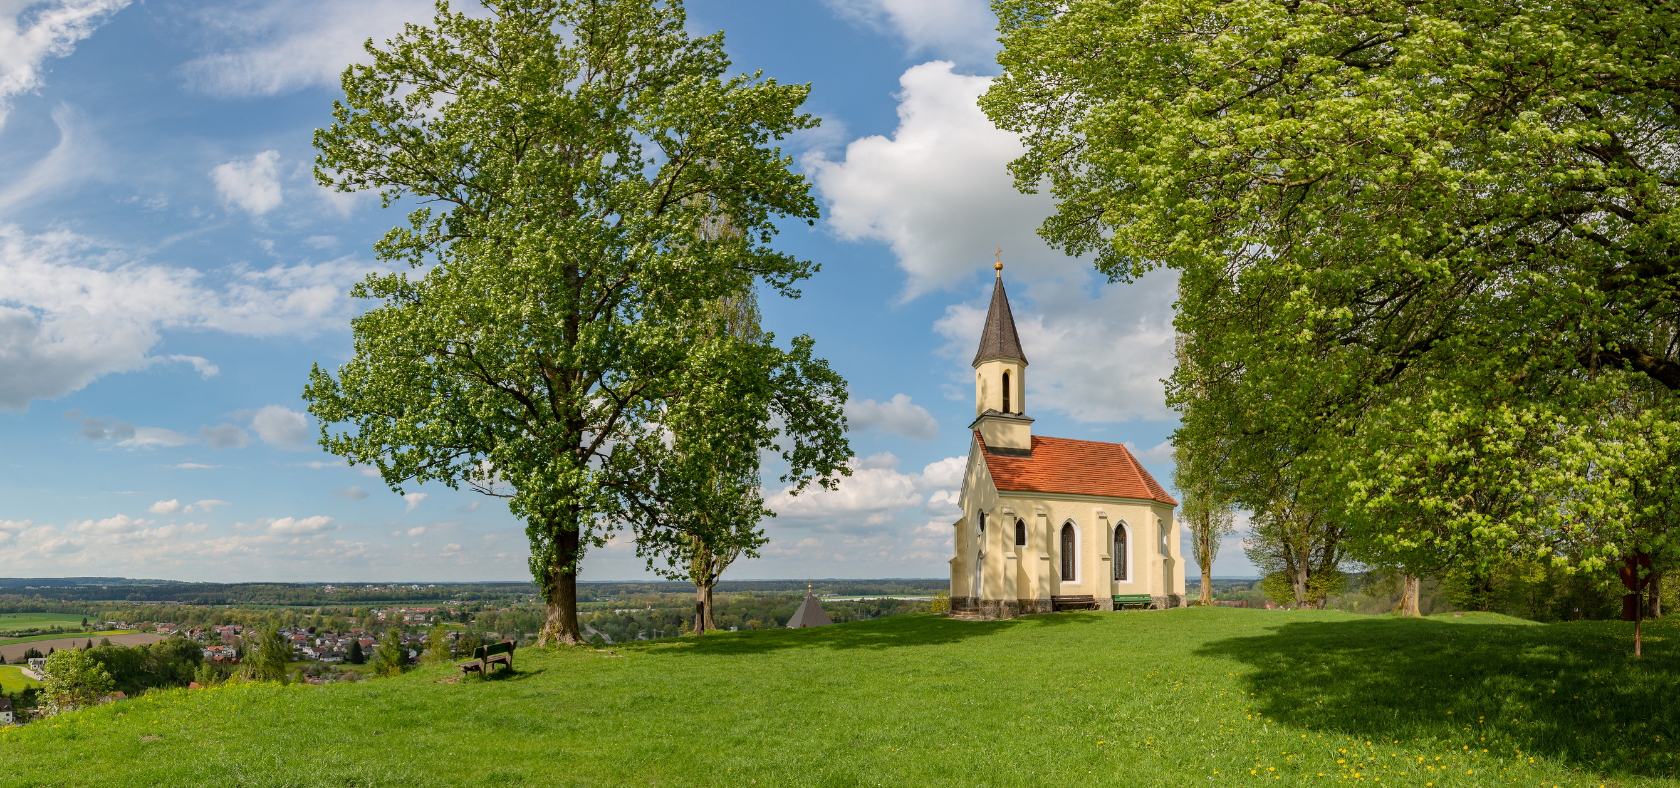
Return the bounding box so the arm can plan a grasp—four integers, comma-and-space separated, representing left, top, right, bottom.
0, 0, 1255, 582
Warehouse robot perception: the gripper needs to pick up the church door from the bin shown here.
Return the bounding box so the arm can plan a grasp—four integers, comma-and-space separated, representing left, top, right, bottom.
1060, 523, 1075, 581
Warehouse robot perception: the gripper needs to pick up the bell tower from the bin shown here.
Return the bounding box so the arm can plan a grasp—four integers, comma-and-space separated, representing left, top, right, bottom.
971, 255, 1033, 455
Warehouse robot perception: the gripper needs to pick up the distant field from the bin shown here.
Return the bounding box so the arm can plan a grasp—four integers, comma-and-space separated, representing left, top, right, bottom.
0, 609, 1674, 787
0, 630, 138, 648
0, 613, 85, 630
0, 666, 39, 693
0, 633, 163, 664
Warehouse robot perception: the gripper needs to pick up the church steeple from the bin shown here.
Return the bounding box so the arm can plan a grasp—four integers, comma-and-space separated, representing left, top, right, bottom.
972, 263, 1028, 367
970, 255, 1033, 454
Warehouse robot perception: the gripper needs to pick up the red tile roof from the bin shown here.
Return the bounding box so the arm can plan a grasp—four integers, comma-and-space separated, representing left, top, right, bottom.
977, 432, 1177, 505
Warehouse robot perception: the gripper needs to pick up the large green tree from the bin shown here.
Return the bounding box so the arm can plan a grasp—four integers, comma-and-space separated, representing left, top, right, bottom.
984, 0, 1680, 579
306, 0, 849, 645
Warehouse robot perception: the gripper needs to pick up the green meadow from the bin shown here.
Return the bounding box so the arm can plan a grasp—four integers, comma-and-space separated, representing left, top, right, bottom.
0, 613, 85, 631
0, 666, 39, 694
0, 630, 137, 647
1, 609, 1674, 787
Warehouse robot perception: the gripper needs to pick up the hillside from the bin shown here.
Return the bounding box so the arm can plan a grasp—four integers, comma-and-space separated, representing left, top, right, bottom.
2, 609, 1675, 787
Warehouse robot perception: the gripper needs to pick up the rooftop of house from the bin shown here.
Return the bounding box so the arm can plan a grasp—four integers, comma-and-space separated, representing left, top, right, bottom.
976, 432, 1177, 506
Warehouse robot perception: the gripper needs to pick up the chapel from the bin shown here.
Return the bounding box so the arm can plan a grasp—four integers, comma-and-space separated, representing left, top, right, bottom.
949, 263, 1182, 618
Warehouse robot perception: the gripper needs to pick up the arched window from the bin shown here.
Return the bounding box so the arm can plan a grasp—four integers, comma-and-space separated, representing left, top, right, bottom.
978, 511, 986, 533
1002, 371, 1011, 413
1113, 525, 1128, 581
1015, 519, 1026, 547
1060, 523, 1076, 581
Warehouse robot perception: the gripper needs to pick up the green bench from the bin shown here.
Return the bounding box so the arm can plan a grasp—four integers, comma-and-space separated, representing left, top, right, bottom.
1113, 594, 1153, 610
456, 640, 515, 676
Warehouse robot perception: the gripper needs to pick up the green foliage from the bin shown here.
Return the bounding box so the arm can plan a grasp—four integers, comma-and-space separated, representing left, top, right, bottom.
985, 0, 1680, 580
372, 630, 408, 677
347, 638, 365, 665
422, 625, 451, 665
38, 647, 112, 715
305, 0, 848, 645
246, 628, 291, 683
4, 613, 1679, 785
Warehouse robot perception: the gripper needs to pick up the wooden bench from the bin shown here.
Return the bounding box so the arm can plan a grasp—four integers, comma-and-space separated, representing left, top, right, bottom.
456, 640, 515, 676
1051, 594, 1097, 611
1113, 594, 1153, 610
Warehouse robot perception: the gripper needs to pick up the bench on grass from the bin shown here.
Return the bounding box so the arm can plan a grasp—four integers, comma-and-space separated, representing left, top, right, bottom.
1051, 594, 1097, 611
1113, 594, 1153, 610
456, 640, 515, 676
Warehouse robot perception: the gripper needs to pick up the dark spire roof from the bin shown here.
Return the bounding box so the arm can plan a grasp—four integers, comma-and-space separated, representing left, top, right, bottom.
785, 592, 833, 629
973, 275, 1027, 366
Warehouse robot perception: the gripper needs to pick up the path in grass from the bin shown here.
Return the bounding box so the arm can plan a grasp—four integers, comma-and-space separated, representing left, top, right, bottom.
0, 609, 1674, 787
0, 665, 39, 693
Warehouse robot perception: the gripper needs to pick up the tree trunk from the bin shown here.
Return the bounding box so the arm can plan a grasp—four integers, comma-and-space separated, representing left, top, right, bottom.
1651, 571, 1662, 619
1398, 574, 1422, 617
701, 583, 717, 631
538, 526, 582, 646
1199, 549, 1214, 607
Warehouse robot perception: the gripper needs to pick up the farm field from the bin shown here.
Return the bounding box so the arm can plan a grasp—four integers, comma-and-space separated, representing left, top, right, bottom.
0, 633, 163, 664
0, 665, 39, 693
0, 614, 85, 629
0, 630, 138, 648
0, 609, 1674, 787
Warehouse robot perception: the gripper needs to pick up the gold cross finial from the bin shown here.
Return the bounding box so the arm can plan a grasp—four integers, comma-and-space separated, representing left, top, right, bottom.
995, 248, 1003, 277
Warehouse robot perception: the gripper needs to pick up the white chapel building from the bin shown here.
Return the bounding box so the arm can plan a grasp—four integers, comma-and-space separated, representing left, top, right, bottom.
950, 265, 1183, 618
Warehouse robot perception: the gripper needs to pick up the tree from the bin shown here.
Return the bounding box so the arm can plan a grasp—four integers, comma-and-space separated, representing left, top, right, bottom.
373, 630, 409, 677
423, 624, 452, 665
984, 0, 1680, 610
39, 647, 113, 715
306, 0, 847, 646
348, 638, 365, 665
1174, 446, 1235, 607
246, 627, 291, 682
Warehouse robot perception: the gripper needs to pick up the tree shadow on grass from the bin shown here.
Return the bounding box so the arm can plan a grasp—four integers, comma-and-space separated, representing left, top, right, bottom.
661, 611, 1101, 658
1195, 615, 1680, 779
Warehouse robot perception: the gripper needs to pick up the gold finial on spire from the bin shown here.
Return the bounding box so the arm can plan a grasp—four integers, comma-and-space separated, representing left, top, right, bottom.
995, 248, 1003, 277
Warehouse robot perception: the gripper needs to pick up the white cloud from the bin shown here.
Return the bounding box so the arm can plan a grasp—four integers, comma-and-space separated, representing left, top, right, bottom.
0, 105, 99, 213
389, 526, 426, 537
809, 62, 1074, 300
1125, 440, 1174, 466
69, 513, 151, 534
210, 150, 282, 216
177, 0, 439, 98
766, 454, 964, 531
457, 501, 480, 512
250, 405, 309, 449
823, 0, 996, 64
333, 485, 370, 501
0, 0, 129, 131
403, 492, 428, 514
258, 515, 336, 535
846, 393, 939, 441
193, 499, 229, 512
0, 225, 384, 410
200, 423, 250, 450
296, 460, 344, 469
934, 271, 1178, 422
171, 462, 218, 469
148, 499, 183, 514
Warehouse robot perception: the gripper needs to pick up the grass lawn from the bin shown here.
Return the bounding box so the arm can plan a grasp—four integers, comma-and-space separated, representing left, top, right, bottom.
0, 666, 39, 694
0, 608, 1674, 787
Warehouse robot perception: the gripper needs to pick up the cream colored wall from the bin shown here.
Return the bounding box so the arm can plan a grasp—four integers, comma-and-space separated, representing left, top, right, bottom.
974, 358, 1025, 417
953, 432, 1183, 604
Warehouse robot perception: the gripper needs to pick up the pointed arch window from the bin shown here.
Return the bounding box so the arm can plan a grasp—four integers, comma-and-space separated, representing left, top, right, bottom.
1113, 525, 1128, 581
1060, 523, 1076, 581
1002, 371, 1011, 413
1015, 519, 1026, 547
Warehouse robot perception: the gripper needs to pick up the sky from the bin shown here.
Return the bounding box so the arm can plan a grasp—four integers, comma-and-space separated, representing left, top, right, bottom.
0, 0, 1258, 582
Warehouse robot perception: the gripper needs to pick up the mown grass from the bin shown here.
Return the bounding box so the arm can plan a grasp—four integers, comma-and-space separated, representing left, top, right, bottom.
0, 665, 39, 693
1, 609, 1674, 787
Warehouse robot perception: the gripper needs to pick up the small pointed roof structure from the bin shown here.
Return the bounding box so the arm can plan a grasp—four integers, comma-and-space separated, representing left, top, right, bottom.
973, 258, 1027, 367
785, 586, 833, 629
